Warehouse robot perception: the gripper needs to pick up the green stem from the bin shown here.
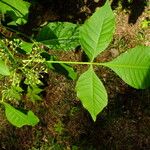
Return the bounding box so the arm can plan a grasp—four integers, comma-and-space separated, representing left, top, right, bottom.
46, 60, 103, 66
12, 71, 16, 86
1, 93, 5, 103
23, 59, 104, 66
1, 26, 105, 67
2, 25, 36, 43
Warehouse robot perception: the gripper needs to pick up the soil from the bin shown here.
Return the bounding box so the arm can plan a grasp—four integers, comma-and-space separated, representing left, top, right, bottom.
0, 0, 150, 150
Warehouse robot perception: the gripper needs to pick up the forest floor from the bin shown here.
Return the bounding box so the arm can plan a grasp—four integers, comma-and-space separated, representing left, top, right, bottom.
0, 0, 150, 149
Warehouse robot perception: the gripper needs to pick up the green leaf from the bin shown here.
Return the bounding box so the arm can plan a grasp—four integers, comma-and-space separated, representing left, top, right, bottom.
76, 66, 108, 121
20, 41, 33, 54
36, 22, 80, 51
0, 59, 10, 76
0, 0, 30, 24
103, 45, 150, 89
3, 102, 39, 127
27, 85, 43, 102
60, 63, 77, 80
16, 17, 27, 25
80, 0, 115, 61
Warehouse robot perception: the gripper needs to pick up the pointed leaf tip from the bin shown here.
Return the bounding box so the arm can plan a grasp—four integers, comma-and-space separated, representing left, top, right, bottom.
3, 102, 39, 127
76, 67, 108, 121
103, 45, 150, 89
80, 0, 115, 61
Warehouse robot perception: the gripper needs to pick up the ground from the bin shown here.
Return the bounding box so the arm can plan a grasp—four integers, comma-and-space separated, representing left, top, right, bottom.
0, 0, 150, 149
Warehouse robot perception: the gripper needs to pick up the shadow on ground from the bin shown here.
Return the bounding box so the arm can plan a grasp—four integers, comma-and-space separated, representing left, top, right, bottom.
111, 0, 147, 24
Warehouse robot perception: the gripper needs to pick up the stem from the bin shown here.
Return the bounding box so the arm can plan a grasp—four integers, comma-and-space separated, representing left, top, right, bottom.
1, 93, 5, 103
12, 71, 16, 86
22, 59, 104, 66
2, 25, 35, 43
1, 26, 105, 67
46, 60, 103, 66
